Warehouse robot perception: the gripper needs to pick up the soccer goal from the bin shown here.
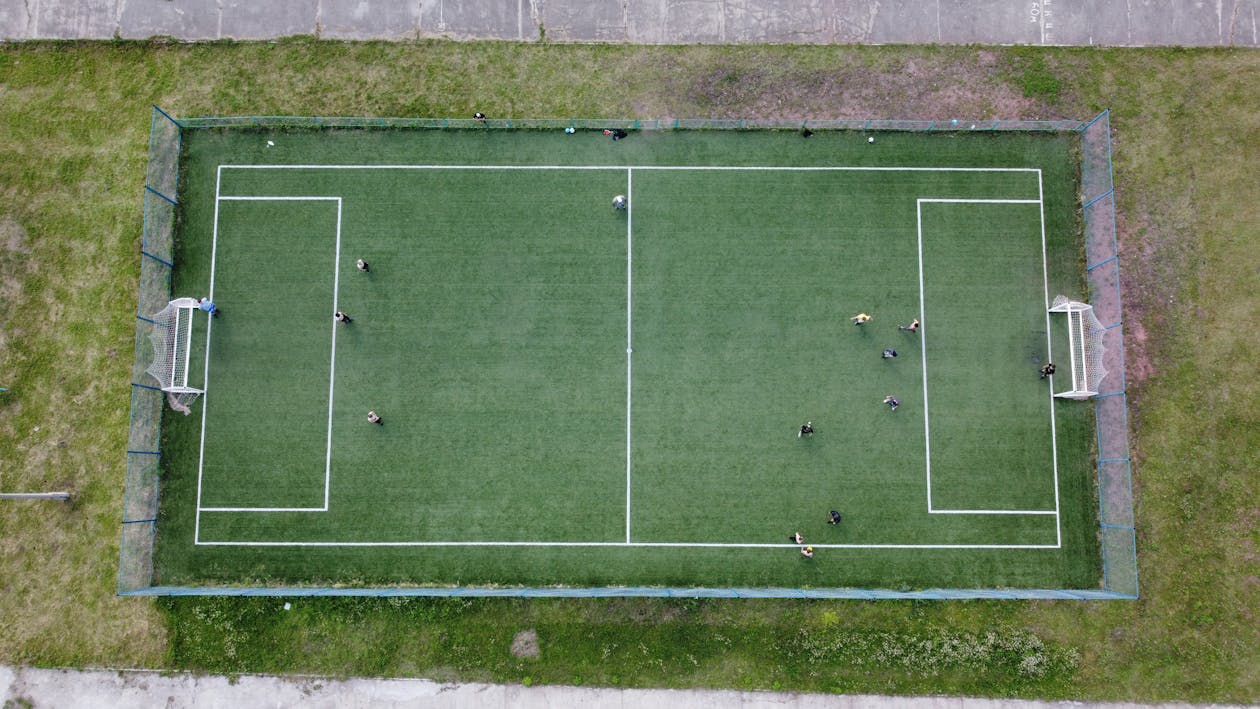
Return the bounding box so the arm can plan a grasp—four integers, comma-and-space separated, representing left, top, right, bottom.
145, 297, 204, 412
1048, 295, 1108, 399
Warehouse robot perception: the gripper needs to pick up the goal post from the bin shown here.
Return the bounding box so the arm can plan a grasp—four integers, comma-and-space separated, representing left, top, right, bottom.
145, 297, 204, 411
1048, 295, 1108, 399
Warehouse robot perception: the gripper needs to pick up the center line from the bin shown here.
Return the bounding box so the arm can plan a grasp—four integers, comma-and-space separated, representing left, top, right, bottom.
625, 168, 633, 545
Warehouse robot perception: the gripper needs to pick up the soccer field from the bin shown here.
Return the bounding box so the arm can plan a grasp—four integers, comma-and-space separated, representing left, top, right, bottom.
152, 127, 1100, 590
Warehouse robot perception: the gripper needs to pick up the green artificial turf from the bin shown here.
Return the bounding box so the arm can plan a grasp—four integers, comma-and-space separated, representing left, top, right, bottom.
152, 127, 1097, 589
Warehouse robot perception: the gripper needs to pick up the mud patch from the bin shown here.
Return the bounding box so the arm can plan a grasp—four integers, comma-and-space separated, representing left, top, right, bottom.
510, 629, 539, 658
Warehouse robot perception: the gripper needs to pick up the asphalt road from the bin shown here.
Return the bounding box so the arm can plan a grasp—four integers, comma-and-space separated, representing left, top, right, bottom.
2, 0, 1258, 46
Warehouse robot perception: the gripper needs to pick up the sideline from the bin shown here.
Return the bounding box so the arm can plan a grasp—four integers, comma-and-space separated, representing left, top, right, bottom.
0, 665, 1249, 709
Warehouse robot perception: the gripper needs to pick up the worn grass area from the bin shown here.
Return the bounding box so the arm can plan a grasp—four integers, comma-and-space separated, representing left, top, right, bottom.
0, 41, 1255, 701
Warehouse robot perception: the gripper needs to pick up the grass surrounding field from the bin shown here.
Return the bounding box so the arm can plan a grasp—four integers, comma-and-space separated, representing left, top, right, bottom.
154, 128, 1094, 590
0, 40, 1256, 701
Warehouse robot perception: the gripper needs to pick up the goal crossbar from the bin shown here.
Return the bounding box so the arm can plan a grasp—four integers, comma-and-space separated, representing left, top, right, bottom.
1048, 295, 1107, 399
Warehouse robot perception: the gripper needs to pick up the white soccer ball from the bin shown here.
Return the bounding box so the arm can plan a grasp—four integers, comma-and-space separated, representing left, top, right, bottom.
868, 136, 875, 143
267, 140, 275, 147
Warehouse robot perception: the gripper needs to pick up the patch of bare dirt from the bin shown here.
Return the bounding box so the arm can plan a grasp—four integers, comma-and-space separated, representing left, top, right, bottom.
1112, 177, 1201, 393
1232, 508, 1260, 533
0, 212, 28, 253
510, 629, 540, 658
0, 213, 30, 304
583, 598, 687, 624
644, 53, 1055, 122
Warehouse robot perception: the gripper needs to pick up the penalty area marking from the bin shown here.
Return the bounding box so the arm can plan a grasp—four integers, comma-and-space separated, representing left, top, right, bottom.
195, 188, 343, 548
915, 196, 1060, 541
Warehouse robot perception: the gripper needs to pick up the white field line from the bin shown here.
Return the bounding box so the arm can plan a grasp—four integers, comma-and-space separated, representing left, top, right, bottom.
217, 196, 342, 201
929, 509, 1058, 515
916, 199, 932, 512
1039, 171, 1064, 547
201, 506, 327, 513
625, 168, 633, 545
916, 198, 1041, 204
193, 167, 225, 543
326, 198, 343, 511
198, 167, 1060, 549
195, 194, 342, 523
220, 165, 1043, 173
917, 192, 1058, 520
196, 540, 1061, 549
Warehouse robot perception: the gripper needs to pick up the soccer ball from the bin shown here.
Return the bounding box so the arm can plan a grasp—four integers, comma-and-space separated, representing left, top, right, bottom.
867, 136, 875, 143
564, 127, 575, 134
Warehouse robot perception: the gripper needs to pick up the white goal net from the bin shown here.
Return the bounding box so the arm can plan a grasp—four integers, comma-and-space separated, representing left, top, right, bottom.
1048, 295, 1108, 399
145, 297, 204, 413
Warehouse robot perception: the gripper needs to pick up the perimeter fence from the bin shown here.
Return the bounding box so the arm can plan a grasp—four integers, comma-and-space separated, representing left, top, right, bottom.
119, 106, 181, 593
119, 109, 1134, 598
174, 115, 1085, 131
1078, 110, 1137, 598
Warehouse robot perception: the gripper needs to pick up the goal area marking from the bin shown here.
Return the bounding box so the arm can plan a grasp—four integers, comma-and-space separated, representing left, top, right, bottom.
195, 164, 1062, 550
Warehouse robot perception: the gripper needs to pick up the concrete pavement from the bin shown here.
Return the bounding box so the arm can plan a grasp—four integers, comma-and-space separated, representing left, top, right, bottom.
2, 0, 1258, 46
2, 665, 1253, 709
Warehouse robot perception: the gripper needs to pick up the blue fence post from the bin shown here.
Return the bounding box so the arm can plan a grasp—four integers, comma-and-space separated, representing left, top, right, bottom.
153, 105, 184, 129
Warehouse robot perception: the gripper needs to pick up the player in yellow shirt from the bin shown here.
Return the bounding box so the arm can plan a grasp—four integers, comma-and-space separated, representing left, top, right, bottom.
850, 312, 872, 325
